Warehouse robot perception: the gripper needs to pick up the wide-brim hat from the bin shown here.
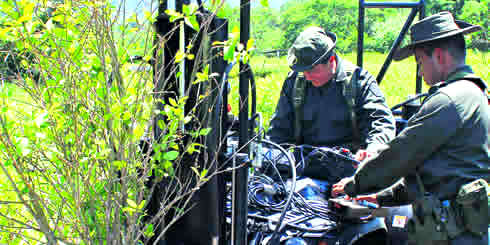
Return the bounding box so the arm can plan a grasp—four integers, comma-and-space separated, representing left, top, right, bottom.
394, 11, 481, 61
287, 27, 337, 72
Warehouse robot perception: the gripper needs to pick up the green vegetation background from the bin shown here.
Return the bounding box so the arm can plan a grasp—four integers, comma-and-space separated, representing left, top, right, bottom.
0, 0, 488, 242
218, 0, 489, 129
227, 51, 488, 130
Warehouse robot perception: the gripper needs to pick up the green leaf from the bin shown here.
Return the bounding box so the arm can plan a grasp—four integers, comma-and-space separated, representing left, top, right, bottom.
165, 9, 183, 22
224, 34, 239, 61
185, 15, 200, 31
200, 168, 209, 179
190, 166, 200, 177
157, 120, 166, 130
113, 160, 127, 170
137, 200, 146, 210
16, 15, 30, 25
247, 39, 255, 51
260, 0, 269, 7
175, 50, 185, 63
144, 224, 155, 237
169, 98, 178, 107
199, 128, 211, 136
183, 4, 198, 15
163, 151, 179, 161
127, 199, 137, 209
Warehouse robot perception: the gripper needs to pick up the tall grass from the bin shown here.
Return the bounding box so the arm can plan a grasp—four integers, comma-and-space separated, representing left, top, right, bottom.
227, 50, 489, 129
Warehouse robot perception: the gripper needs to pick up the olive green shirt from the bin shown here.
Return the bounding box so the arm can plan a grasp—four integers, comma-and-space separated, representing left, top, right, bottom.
344, 66, 490, 205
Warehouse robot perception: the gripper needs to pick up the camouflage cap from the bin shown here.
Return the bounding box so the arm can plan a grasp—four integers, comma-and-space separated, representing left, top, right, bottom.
287, 27, 337, 72
394, 11, 481, 61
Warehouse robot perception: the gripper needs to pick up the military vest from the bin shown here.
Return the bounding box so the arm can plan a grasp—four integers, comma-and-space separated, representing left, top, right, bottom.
292, 62, 361, 148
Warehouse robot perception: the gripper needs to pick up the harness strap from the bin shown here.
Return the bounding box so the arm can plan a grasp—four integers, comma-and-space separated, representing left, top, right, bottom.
293, 73, 306, 145
341, 62, 361, 150
292, 62, 361, 148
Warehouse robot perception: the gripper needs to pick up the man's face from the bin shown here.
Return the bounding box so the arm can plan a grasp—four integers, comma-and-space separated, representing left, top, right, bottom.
303, 63, 334, 87
414, 48, 442, 86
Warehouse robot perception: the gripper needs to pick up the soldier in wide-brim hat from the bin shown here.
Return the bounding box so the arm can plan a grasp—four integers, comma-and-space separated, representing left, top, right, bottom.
393, 11, 481, 61
332, 11, 489, 245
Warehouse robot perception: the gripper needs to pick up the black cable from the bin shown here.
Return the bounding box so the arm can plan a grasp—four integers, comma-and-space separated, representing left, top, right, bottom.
247, 213, 336, 233
226, 140, 355, 239
258, 139, 296, 245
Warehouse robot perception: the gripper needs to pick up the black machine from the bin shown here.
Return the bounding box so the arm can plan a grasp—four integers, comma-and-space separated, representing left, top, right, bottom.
149, 0, 427, 244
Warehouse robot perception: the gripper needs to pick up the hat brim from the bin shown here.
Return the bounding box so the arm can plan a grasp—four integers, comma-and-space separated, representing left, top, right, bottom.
290, 63, 313, 72
394, 21, 481, 61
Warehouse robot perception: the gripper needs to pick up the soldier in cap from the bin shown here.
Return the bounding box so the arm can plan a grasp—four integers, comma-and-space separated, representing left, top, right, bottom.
266, 26, 396, 168
332, 12, 489, 244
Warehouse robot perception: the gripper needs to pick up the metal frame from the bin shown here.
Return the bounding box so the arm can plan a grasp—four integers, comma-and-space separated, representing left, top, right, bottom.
357, 0, 425, 94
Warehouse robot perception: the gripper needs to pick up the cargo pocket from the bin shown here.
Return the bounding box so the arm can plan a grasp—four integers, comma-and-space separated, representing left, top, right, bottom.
456, 179, 489, 237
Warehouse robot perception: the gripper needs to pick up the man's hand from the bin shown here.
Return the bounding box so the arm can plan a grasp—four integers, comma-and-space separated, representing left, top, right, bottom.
350, 194, 378, 204
354, 149, 374, 162
331, 177, 351, 197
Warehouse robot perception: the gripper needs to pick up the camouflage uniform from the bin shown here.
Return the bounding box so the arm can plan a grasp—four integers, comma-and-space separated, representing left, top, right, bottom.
266, 55, 396, 153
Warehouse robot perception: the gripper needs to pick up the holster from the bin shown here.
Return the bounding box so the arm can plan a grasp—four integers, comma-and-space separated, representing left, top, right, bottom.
407, 192, 450, 244
455, 178, 489, 238
408, 178, 490, 244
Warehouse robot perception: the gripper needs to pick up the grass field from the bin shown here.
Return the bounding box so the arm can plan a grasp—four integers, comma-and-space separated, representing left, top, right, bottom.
227, 50, 489, 129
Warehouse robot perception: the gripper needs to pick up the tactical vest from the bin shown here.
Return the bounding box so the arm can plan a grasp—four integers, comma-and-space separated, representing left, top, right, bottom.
292, 62, 361, 148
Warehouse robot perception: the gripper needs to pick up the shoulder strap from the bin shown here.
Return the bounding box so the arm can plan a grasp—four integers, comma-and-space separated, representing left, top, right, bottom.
292, 63, 362, 147
342, 62, 361, 150
293, 73, 306, 145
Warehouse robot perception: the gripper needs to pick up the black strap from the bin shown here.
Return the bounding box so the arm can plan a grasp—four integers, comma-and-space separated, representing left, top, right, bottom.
293, 73, 306, 145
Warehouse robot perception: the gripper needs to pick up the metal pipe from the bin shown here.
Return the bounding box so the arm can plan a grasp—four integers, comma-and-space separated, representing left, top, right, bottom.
416, 0, 425, 94
357, 0, 365, 68
231, 0, 251, 244
376, 7, 420, 84
176, 0, 183, 12
364, 1, 423, 8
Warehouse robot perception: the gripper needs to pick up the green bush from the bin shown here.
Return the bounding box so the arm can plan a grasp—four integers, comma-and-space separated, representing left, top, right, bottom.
0, 0, 220, 243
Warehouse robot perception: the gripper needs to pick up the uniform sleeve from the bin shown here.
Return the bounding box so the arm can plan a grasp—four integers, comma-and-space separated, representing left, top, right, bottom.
266, 73, 296, 144
376, 178, 418, 206
344, 92, 462, 197
356, 70, 396, 153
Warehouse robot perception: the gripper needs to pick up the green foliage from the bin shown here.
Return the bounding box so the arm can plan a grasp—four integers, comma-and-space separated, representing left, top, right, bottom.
250, 7, 282, 51
221, 0, 488, 53
0, 0, 218, 243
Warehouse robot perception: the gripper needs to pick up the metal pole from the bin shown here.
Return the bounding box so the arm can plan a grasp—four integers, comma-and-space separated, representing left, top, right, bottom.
231, 0, 250, 244
364, 1, 422, 8
376, 7, 419, 84
416, 0, 425, 94
357, 0, 365, 68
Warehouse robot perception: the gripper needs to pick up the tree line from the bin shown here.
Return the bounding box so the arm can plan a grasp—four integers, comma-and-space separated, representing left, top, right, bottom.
221, 0, 488, 54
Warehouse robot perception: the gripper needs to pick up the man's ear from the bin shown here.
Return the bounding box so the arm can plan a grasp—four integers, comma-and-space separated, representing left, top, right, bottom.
433, 47, 450, 66
329, 55, 337, 72
434, 47, 454, 74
